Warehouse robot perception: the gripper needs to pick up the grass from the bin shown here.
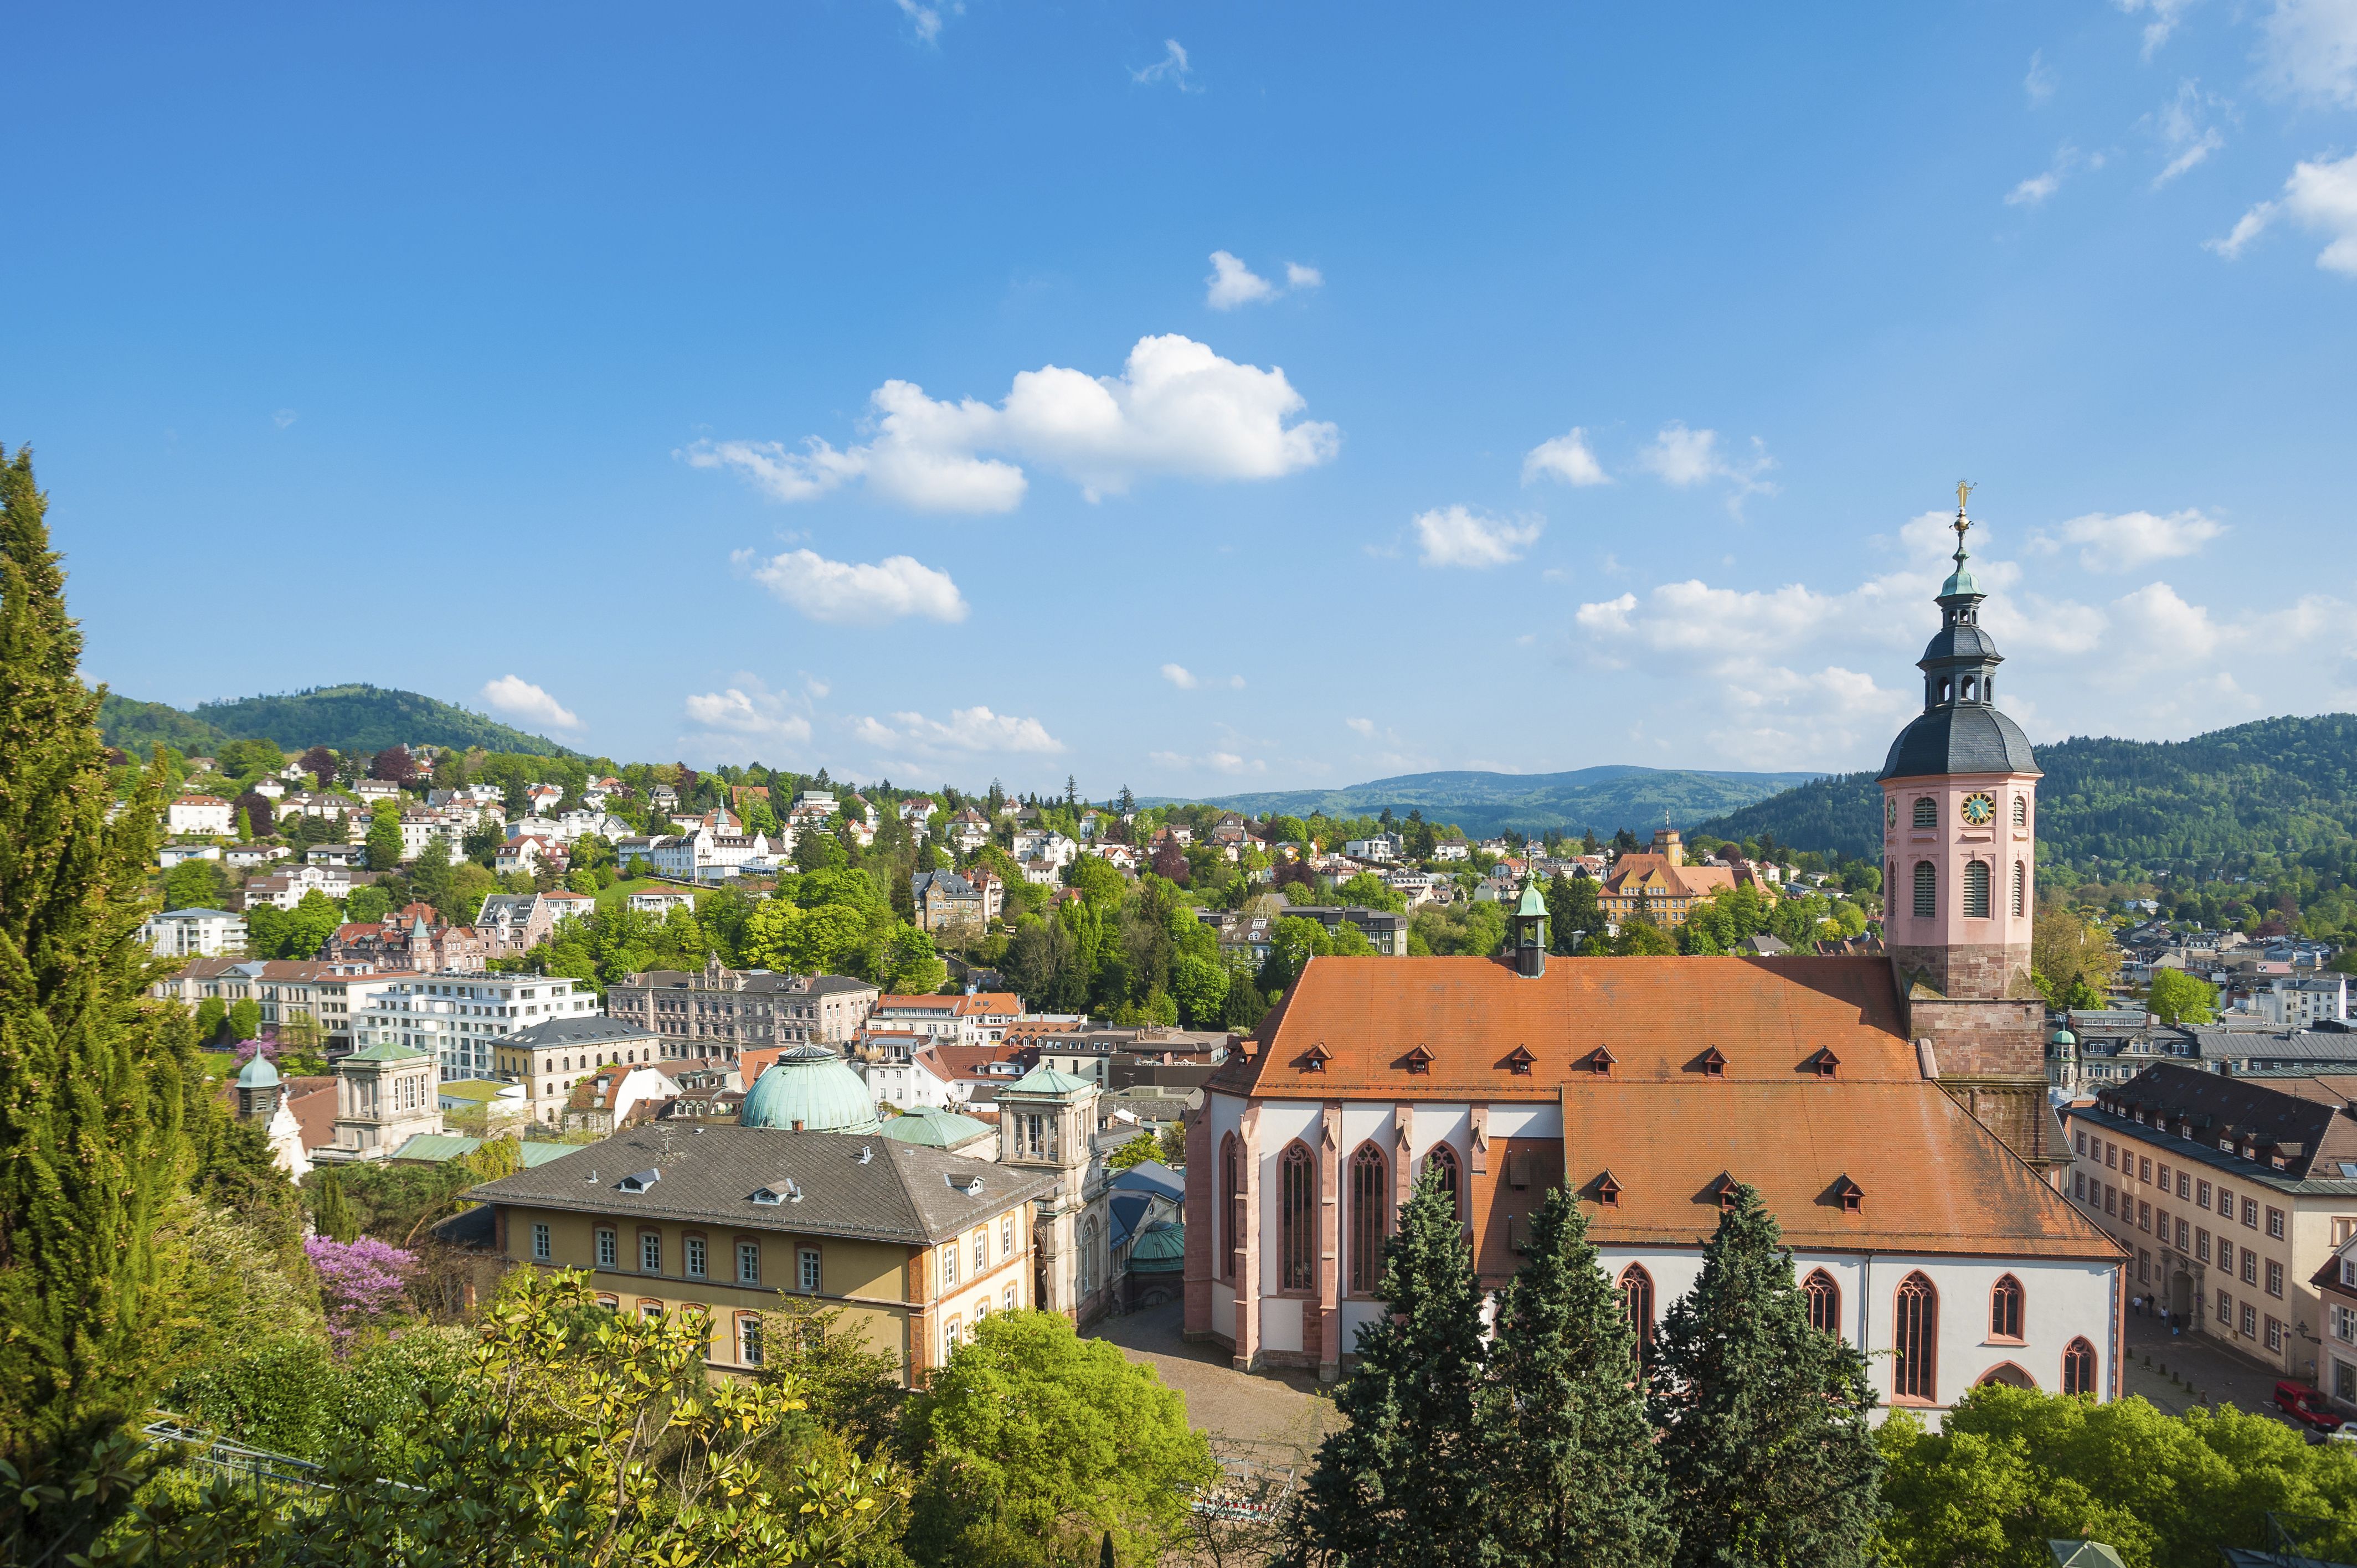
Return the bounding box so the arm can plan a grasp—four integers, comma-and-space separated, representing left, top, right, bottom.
594, 875, 691, 912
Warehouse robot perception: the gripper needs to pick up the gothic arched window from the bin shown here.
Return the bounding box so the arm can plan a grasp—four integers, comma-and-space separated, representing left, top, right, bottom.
1348, 1143, 1389, 1296
2061, 1335, 2097, 1397
1912, 796, 1937, 829
1964, 860, 1991, 919
1913, 861, 1938, 919
1426, 1143, 1461, 1221
1895, 1272, 1939, 1402
2011, 861, 2026, 917
1219, 1133, 1242, 1283
1804, 1268, 1841, 1337
1619, 1264, 1656, 1360
1989, 1273, 2025, 1341
1279, 1143, 1315, 1292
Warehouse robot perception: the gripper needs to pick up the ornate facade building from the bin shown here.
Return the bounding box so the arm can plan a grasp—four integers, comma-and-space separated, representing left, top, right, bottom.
1185, 492, 2124, 1416
602, 955, 879, 1061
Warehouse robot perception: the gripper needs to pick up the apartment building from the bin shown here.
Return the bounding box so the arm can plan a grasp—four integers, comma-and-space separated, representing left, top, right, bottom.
604, 957, 878, 1060
356, 972, 601, 1082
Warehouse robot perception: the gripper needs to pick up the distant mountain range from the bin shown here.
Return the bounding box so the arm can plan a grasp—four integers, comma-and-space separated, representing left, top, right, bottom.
99, 684, 579, 760
1180, 765, 1825, 840
1693, 713, 2357, 874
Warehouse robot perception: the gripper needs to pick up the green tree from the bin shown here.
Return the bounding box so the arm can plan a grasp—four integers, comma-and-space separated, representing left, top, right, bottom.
1876, 1384, 2357, 1568
193, 997, 228, 1044
1169, 952, 1231, 1028
0, 446, 197, 1565
1290, 1171, 1489, 1567
880, 924, 948, 995
1481, 1188, 1675, 1566
1612, 915, 1677, 957
903, 1309, 1212, 1567
1544, 872, 1602, 955
364, 803, 405, 871
162, 855, 229, 909
310, 1167, 360, 1243
409, 837, 457, 918
2147, 967, 2218, 1025
1649, 1183, 1883, 1568
227, 998, 262, 1040
1333, 871, 1407, 914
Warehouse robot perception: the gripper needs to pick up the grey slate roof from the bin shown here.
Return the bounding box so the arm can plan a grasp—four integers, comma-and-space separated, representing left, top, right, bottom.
465, 1123, 1057, 1246
2097, 1062, 2357, 1187
507, 1015, 662, 1051
1879, 703, 2041, 781
2185, 1027, 2357, 1066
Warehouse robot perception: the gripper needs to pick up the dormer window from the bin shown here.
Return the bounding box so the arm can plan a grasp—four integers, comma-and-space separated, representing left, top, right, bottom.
1709, 1173, 1741, 1211
1300, 1043, 1331, 1074
1505, 1045, 1536, 1075
616, 1168, 660, 1193
1404, 1043, 1435, 1075
1832, 1175, 1865, 1213
1697, 1048, 1727, 1078
1594, 1170, 1623, 1208
1809, 1049, 1841, 1079
1587, 1046, 1617, 1076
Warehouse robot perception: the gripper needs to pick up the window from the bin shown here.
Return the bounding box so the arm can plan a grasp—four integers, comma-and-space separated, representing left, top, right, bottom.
2010, 861, 2026, 916
1001, 1215, 1016, 1262
2266, 1260, 2283, 1298
2106, 1143, 2118, 1170
2266, 1206, 2285, 1240
2219, 1290, 2233, 1324
685, 1236, 707, 1280
1894, 1272, 1939, 1403
1219, 1134, 1242, 1283
2013, 795, 2029, 827
1913, 796, 1936, 828
2178, 1172, 2191, 1199
2243, 1197, 2260, 1229
1964, 860, 1991, 919
2267, 1316, 2284, 1353
1280, 1142, 1315, 1292
2062, 1336, 2097, 1397
1989, 1275, 2025, 1341
1427, 1143, 1461, 1220
1804, 1268, 1841, 1337
1620, 1265, 1656, 1360
640, 1302, 662, 1323
2220, 1239, 2234, 1273
2242, 1250, 2258, 1286
2241, 1302, 2258, 1337
2139, 1249, 2151, 1283
737, 1241, 760, 1286
531, 1223, 552, 1262
640, 1232, 661, 1274
2075, 1131, 2087, 1156
943, 1317, 961, 1358
2139, 1201, 2151, 1232
1913, 861, 1937, 919
2074, 1172, 2087, 1200
799, 1247, 821, 1294
1349, 1144, 1389, 1296
2139, 1157, 2152, 1183
2104, 1187, 2117, 1216
2198, 1180, 2211, 1209
974, 1230, 986, 1274
941, 1240, 959, 1289
1003, 1284, 1016, 1313
596, 1228, 617, 1268
2177, 1218, 2190, 1250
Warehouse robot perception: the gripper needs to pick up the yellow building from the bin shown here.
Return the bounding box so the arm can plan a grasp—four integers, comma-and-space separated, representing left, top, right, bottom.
1596, 828, 1777, 929
469, 1123, 1056, 1383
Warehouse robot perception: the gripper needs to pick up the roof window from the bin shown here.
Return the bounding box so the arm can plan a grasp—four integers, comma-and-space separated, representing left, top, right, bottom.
1831, 1174, 1864, 1213
1300, 1043, 1331, 1074
1593, 1170, 1622, 1208
1403, 1043, 1435, 1075
750, 1178, 804, 1205
616, 1168, 660, 1193
1505, 1044, 1537, 1075
1587, 1046, 1617, 1076
1696, 1048, 1727, 1078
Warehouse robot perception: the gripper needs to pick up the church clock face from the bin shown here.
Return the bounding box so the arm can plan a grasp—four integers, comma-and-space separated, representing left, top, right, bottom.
1885, 797, 1896, 831
1960, 791, 1995, 827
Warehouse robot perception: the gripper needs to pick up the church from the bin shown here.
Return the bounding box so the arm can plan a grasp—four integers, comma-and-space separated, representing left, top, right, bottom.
1183, 492, 2126, 1416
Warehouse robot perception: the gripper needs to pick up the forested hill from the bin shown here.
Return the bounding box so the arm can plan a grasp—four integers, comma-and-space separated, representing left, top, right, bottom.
1188, 765, 1822, 840
100, 684, 579, 759
1693, 714, 2357, 878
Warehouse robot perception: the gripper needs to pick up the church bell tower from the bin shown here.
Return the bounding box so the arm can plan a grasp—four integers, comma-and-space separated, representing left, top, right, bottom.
1879, 486, 2061, 1170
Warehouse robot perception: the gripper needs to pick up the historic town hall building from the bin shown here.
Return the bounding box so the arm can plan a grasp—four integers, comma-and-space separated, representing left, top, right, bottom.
1184, 494, 2126, 1415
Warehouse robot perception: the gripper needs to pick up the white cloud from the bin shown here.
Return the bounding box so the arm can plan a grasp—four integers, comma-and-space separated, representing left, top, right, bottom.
2116, 0, 2200, 57
1206, 251, 1321, 309
853, 706, 1064, 756
2007, 143, 2102, 207
2035, 508, 2226, 570
2260, 0, 2357, 107
734, 546, 967, 624
1206, 251, 1275, 309
2211, 151, 2357, 274
1133, 38, 1193, 89
1412, 505, 1543, 569
272, 408, 299, 430
2026, 49, 2057, 104
1161, 663, 1201, 689
1634, 422, 1777, 513
1522, 427, 1610, 487
480, 675, 581, 732
683, 682, 814, 742
2149, 80, 2228, 188
683, 334, 1339, 512
893, 0, 944, 43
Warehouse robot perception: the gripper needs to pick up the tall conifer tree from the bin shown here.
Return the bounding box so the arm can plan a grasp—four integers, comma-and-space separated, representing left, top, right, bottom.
0, 446, 192, 1555
1288, 1170, 1488, 1566
1648, 1184, 1883, 1568
1481, 1188, 1674, 1567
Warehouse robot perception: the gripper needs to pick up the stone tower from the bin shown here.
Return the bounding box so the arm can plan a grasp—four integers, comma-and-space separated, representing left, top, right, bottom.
1879, 491, 2061, 1170
997, 1065, 1109, 1321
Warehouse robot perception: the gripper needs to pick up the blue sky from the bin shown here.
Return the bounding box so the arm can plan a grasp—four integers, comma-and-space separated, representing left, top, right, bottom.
10, 2, 2355, 795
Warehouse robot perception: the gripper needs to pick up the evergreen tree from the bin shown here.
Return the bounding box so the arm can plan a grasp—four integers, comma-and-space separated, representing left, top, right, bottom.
1289, 1170, 1488, 1566
308, 1169, 359, 1243
1648, 1184, 1883, 1568
1544, 872, 1601, 956
0, 446, 197, 1559
1481, 1188, 1674, 1567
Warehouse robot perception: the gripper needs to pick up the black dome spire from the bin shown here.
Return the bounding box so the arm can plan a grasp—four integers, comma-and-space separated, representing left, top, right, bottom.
1877, 498, 2041, 781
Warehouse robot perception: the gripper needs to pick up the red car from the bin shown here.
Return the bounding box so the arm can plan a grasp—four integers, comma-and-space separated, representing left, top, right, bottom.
2273, 1380, 2348, 1435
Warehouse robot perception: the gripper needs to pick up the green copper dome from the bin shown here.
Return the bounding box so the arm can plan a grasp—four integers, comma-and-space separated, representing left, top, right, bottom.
739, 1045, 883, 1134
234, 1051, 281, 1089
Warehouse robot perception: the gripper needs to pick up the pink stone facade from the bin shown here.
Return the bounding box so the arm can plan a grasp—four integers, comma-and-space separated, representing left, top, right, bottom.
1881, 770, 2039, 1000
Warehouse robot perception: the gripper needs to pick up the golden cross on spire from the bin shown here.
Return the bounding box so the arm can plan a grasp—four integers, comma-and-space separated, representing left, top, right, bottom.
1953, 479, 1975, 550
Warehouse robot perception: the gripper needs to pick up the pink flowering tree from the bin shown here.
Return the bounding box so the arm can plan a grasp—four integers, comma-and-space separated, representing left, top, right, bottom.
305, 1234, 416, 1349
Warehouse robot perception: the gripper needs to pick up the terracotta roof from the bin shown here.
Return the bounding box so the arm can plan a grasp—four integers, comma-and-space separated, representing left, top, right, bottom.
285, 1077, 338, 1150
921, 1042, 1027, 1079
1242, 954, 1919, 1097
955, 992, 1022, 1016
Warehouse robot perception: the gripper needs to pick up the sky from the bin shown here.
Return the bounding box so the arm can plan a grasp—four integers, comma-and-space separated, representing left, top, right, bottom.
8, 2, 2356, 796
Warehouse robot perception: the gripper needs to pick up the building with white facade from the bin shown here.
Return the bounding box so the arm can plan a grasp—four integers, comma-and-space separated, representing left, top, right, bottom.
167, 795, 235, 835
142, 907, 247, 958
2259, 976, 2350, 1029
354, 972, 602, 1082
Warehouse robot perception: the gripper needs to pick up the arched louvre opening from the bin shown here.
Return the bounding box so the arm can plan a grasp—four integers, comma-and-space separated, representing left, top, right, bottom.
1964, 860, 1991, 919
1348, 1143, 1388, 1296
1279, 1143, 1315, 1292
1803, 1268, 1841, 1337
2011, 860, 2026, 916
1894, 1272, 1939, 1402
1913, 862, 1938, 919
